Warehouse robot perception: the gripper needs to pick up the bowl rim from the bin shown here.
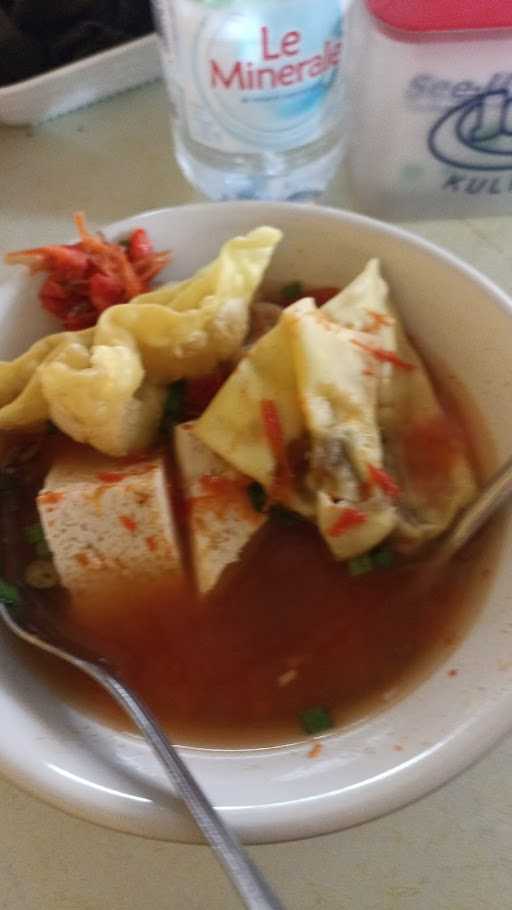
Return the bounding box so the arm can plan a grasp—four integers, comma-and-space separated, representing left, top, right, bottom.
2, 200, 512, 844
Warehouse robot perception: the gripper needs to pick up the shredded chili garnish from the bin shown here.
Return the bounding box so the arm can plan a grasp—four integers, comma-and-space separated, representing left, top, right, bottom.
363, 310, 394, 333
5, 212, 171, 330
260, 399, 292, 493
352, 339, 415, 371
368, 464, 400, 498
38, 491, 63, 505
96, 471, 126, 484
327, 507, 367, 537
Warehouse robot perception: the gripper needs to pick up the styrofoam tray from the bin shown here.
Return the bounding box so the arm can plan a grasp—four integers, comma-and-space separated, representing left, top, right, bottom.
0, 33, 162, 126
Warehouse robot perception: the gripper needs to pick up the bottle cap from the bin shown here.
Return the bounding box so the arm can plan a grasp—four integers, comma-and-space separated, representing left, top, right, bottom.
366, 0, 512, 33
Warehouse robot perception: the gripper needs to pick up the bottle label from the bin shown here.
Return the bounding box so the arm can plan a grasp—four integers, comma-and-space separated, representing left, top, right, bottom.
169, 0, 344, 153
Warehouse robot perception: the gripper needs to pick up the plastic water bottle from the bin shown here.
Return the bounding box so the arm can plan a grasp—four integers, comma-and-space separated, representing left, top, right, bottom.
152, 0, 347, 201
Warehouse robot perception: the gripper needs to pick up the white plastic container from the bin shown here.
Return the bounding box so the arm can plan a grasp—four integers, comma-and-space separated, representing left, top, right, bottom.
345, 0, 512, 219
0, 34, 161, 127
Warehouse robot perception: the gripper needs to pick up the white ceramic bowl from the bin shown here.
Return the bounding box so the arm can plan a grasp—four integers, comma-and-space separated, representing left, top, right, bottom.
1, 202, 512, 845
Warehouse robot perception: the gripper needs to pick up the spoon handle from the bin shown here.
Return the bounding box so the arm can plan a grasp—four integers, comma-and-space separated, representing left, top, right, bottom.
86, 662, 285, 910
443, 453, 512, 559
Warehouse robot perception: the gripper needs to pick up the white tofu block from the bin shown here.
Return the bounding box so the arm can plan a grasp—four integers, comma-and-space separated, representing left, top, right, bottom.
37, 443, 183, 603
174, 422, 266, 595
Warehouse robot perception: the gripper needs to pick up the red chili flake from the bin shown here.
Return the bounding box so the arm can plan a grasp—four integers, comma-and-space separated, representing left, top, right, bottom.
393, 744, 404, 752
75, 552, 89, 567
327, 507, 367, 537
97, 471, 126, 484
97, 464, 152, 484
146, 536, 157, 552
448, 668, 459, 678
308, 742, 323, 759
352, 339, 415, 371
38, 491, 63, 505
368, 463, 400, 498
363, 310, 394, 333
260, 399, 292, 491
119, 515, 137, 532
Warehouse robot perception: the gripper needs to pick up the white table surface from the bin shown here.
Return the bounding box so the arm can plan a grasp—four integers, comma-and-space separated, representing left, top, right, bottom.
1, 81, 512, 910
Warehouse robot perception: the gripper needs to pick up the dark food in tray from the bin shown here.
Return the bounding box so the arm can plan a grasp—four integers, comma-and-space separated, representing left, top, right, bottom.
0, 0, 153, 87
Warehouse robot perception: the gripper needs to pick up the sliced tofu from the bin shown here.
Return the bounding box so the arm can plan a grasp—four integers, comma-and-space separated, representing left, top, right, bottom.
174, 422, 266, 595
37, 442, 184, 606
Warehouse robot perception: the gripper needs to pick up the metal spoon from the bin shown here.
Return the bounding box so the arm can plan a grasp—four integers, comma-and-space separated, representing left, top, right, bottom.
0, 474, 284, 910
437, 452, 512, 562
394, 453, 512, 599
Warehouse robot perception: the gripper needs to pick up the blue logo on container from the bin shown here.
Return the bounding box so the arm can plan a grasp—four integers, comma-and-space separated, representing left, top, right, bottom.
428, 89, 512, 171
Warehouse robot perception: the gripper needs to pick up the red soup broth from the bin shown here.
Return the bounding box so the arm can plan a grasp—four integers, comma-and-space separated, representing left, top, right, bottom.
26, 508, 498, 748
17, 378, 499, 750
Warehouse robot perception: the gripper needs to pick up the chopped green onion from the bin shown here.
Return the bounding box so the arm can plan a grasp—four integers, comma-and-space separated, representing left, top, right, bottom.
347, 554, 374, 576
23, 522, 45, 546
247, 481, 267, 513
35, 540, 52, 559
24, 522, 52, 558
280, 281, 304, 304
163, 380, 186, 426
347, 546, 395, 576
0, 578, 20, 606
373, 546, 394, 569
300, 706, 333, 736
